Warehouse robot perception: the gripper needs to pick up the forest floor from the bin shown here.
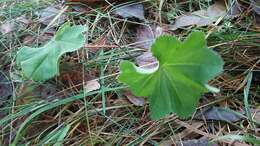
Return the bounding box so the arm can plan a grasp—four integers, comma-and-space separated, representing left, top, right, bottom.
0, 0, 260, 145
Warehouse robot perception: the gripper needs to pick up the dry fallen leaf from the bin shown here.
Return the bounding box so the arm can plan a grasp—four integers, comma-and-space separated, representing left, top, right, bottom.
22, 31, 54, 45
251, 0, 260, 28
134, 25, 166, 69
228, 0, 243, 18
251, 0, 260, 15
0, 21, 15, 34
39, 84, 60, 100
175, 138, 216, 146
135, 52, 158, 69
16, 15, 32, 25
160, 138, 209, 146
0, 72, 12, 106
67, 0, 126, 4
16, 82, 60, 103
37, 5, 66, 26
252, 109, 260, 122
112, 3, 145, 20
195, 106, 243, 122
170, 2, 226, 30
135, 25, 164, 50
124, 90, 145, 106
84, 80, 100, 93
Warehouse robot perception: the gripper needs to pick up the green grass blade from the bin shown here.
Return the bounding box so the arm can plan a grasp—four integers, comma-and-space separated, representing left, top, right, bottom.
10, 86, 124, 145
244, 72, 255, 128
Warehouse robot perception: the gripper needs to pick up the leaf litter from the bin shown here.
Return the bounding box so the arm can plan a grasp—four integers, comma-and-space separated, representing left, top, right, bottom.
228, 0, 243, 18
1, 0, 260, 145
134, 25, 167, 69
17, 82, 62, 102
0, 21, 15, 35
112, 3, 145, 20
251, 0, 260, 27
37, 5, 66, 26
124, 90, 145, 106
84, 80, 100, 93
0, 72, 12, 99
195, 106, 243, 122
170, 1, 226, 30
0, 72, 12, 118
135, 25, 165, 50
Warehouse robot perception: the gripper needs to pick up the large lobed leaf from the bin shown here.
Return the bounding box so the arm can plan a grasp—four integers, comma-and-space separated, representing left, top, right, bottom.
118, 31, 224, 119
16, 23, 86, 81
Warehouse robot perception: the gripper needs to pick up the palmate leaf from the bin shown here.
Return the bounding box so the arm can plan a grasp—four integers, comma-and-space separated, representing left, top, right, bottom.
16, 22, 86, 81
119, 31, 224, 119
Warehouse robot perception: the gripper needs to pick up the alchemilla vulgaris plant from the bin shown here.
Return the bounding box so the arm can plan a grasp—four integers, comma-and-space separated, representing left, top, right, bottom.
16, 23, 224, 120
118, 31, 224, 119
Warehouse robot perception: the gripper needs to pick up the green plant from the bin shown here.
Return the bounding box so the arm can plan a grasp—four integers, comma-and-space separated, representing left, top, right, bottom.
16, 22, 223, 120
118, 31, 224, 119
16, 22, 86, 81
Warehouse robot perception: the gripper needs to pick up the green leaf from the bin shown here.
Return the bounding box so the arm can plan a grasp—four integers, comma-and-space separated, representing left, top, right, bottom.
118, 31, 224, 119
16, 22, 86, 81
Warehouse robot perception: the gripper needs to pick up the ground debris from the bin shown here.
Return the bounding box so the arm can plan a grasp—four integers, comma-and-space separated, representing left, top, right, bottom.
170, 1, 226, 30
195, 106, 243, 122
37, 5, 66, 26
112, 3, 145, 20
124, 90, 145, 106
84, 79, 100, 93
0, 21, 15, 34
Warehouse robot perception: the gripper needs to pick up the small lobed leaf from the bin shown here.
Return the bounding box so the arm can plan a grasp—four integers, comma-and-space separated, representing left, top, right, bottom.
16, 22, 86, 81
118, 31, 224, 120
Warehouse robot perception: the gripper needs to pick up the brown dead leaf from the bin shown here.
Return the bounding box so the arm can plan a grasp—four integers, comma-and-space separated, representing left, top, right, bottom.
251, 0, 260, 28
135, 52, 158, 69
67, 0, 127, 4
251, 0, 260, 15
0, 72, 12, 117
228, 0, 243, 18
254, 14, 260, 28
175, 138, 217, 146
59, 62, 91, 91
113, 98, 129, 105
17, 82, 63, 104
112, 3, 145, 20
135, 25, 165, 50
134, 25, 165, 69
84, 80, 100, 93
170, 1, 226, 30
37, 5, 66, 26
0, 72, 12, 100
16, 15, 32, 25
0, 21, 15, 34
124, 90, 145, 106
22, 32, 54, 45
252, 109, 260, 122
195, 106, 243, 122
39, 84, 60, 100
